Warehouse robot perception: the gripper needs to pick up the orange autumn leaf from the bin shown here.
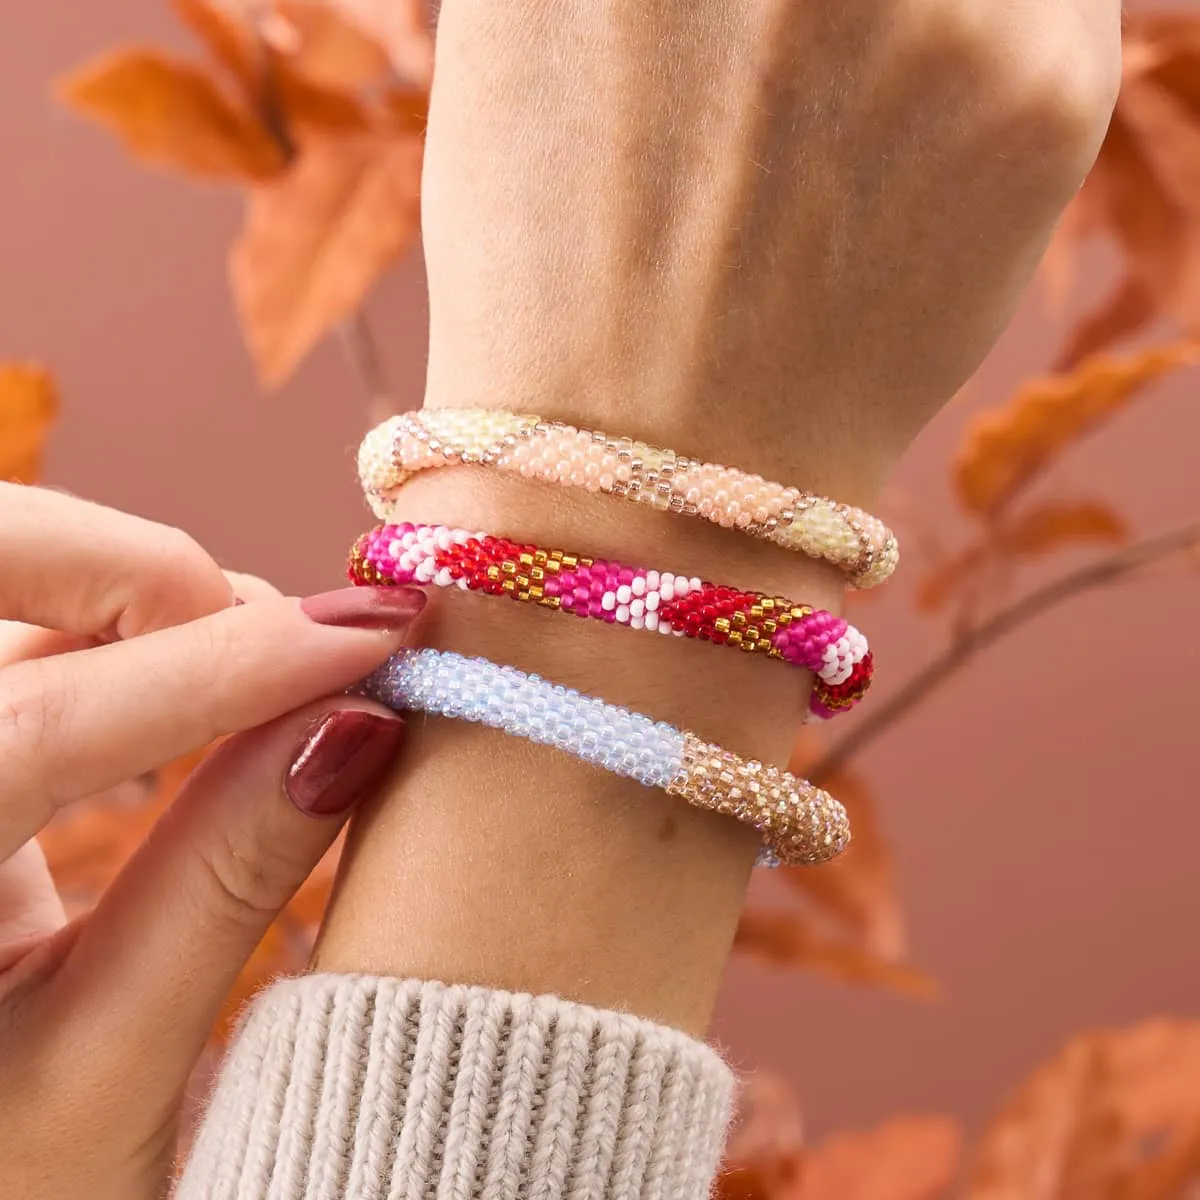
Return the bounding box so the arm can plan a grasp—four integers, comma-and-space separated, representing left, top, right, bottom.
1050, 13, 1200, 364
915, 543, 988, 615
171, 0, 261, 99
968, 1021, 1200, 1200
294, 0, 435, 87
1002, 501, 1129, 559
733, 909, 937, 1001
214, 919, 298, 1041
382, 85, 429, 136
784, 729, 905, 959
798, 1117, 961, 1200
954, 343, 1200, 516
57, 49, 285, 181
230, 132, 421, 385
1053, 276, 1159, 373
266, 0, 394, 91
41, 745, 212, 907
0, 363, 57, 484
719, 1078, 805, 1200
715, 1165, 780, 1200
276, 68, 372, 136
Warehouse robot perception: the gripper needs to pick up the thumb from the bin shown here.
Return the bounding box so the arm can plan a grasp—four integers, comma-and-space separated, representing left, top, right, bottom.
45, 696, 406, 1111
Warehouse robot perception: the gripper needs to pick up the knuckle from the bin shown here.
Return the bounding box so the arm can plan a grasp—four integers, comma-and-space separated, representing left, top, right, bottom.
190, 823, 300, 930
0, 663, 73, 812
131, 525, 229, 628
927, 8, 1119, 165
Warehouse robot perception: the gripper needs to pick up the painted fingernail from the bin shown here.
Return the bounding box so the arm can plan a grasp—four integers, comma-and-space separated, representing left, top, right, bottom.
285, 710, 407, 817
300, 586, 426, 630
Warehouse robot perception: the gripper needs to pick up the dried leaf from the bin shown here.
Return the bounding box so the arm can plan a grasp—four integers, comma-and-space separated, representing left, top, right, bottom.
283, 843, 339, 927
1050, 13, 1200, 359
733, 909, 937, 1000
304, 0, 434, 86
382, 84, 429, 135
172, 0, 261, 98
266, 0, 393, 91
914, 544, 988, 614
276, 67, 371, 134
715, 1165, 784, 1200
727, 1076, 806, 1171
785, 730, 905, 959
969, 1021, 1200, 1200
41, 745, 211, 905
57, 49, 285, 181
1002, 501, 1129, 559
0, 364, 57, 484
230, 133, 421, 384
1054, 276, 1159, 372
214, 920, 295, 1040
799, 1116, 961, 1200
954, 343, 1200, 515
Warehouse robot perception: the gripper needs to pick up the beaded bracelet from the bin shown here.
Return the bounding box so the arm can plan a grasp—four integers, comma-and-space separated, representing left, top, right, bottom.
349, 522, 874, 719
357, 410, 899, 589
362, 648, 851, 866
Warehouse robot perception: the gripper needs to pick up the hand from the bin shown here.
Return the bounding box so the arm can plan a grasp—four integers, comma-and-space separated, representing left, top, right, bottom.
0, 485, 425, 1199
422, 0, 1122, 499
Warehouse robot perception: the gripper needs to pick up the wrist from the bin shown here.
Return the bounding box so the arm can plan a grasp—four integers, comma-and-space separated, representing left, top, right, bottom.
316, 461, 847, 1033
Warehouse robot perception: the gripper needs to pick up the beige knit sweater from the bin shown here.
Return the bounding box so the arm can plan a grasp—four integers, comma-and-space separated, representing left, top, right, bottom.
178, 975, 734, 1200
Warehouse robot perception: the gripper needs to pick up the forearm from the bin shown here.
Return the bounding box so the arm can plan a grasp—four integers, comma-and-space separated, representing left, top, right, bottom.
312, 0, 1119, 1033
314, 469, 842, 1033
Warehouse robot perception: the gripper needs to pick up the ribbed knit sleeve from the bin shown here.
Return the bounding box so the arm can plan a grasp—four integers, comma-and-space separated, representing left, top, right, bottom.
177, 975, 735, 1200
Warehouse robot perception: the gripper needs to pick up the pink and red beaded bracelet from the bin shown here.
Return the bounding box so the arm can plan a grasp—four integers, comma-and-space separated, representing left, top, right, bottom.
349, 522, 874, 719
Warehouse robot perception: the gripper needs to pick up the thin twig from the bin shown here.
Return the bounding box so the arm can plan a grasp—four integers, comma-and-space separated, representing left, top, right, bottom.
813, 521, 1200, 778
338, 313, 395, 424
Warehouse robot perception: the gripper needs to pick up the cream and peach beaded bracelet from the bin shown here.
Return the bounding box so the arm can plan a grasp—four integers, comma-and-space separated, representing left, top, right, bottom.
362, 648, 851, 866
349, 522, 875, 719
356, 409, 899, 588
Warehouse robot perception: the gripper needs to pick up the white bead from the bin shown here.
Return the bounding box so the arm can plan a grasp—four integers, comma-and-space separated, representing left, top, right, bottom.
631, 577, 646, 596
630, 614, 645, 630
601, 592, 616, 612
434, 567, 453, 587
645, 592, 660, 612
630, 598, 645, 618
645, 612, 659, 631
616, 604, 631, 623
660, 581, 675, 602
616, 585, 632, 605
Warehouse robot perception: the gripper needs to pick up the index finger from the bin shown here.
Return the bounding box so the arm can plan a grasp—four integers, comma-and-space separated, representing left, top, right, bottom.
0, 484, 235, 639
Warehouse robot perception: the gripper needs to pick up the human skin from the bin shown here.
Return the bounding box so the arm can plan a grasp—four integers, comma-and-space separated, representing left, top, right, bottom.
314, 0, 1122, 1034
0, 486, 428, 1196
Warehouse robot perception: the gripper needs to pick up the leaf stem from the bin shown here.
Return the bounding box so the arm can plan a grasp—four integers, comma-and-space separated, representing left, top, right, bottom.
813, 521, 1200, 778
337, 312, 395, 424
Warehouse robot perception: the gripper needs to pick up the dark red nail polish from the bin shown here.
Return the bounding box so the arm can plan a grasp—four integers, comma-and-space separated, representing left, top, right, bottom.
300, 586, 426, 630
285, 710, 406, 817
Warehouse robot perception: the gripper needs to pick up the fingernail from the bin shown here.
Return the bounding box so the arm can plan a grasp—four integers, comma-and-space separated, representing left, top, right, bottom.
301, 586, 426, 630
286, 710, 407, 817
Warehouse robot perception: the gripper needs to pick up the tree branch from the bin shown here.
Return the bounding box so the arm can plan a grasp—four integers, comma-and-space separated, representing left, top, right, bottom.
337, 312, 395, 424
813, 521, 1200, 778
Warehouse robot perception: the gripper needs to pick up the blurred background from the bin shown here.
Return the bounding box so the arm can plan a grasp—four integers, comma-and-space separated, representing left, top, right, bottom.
4, 0, 1199, 1171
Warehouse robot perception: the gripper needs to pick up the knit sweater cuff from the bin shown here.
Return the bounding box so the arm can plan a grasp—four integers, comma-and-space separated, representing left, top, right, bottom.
178, 974, 735, 1200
